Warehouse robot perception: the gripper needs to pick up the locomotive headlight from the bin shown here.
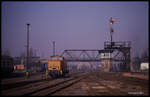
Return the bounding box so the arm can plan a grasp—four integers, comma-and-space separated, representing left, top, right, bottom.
60, 70, 62, 75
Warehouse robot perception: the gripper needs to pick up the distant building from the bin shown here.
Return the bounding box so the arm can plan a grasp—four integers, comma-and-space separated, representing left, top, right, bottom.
13, 56, 41, 73
40, 59, 49, 64
77, 62, 91, 71
100, 53, 111, 59
140, 62, 149, 71
100, 52, 111, 72
68, 64, 77, 71
30, 56, 40, 63
14, 56, 40, 66
1, 55, 14, 76
14, 57, 24, 65
101, 60, 111, 72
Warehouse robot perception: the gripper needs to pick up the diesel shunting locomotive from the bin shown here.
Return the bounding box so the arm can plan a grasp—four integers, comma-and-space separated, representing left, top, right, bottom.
47, 56, 69, 78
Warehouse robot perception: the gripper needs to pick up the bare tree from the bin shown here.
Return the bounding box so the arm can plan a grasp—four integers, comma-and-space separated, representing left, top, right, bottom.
3, 49, 11, 56
19, 47, 38, 66
29, 47, 37, 57
132, 52, 141, 71
20, 51, 26, 58
141, 48, 149, 62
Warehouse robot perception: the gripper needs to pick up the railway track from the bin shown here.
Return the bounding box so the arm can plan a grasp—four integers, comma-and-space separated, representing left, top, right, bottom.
2, 71, 84, 90
75, 72, 126, 96
45, 71, 126, 96
2, 71, 88, 96
93, 77, 127, 95
95, 72, 148, 84
1, 73, 50, 90
29, 72, 88, 96
87, 72, 148, 96
48, 71, 148, 96
2, 72, 45, 85
3, 71, 147, 96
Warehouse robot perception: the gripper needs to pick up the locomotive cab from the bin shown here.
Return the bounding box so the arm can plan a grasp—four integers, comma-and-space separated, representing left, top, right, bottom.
48, 56, 68, 78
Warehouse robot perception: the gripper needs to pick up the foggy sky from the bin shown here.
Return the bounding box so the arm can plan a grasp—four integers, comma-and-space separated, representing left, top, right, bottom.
2, 1, 149, 59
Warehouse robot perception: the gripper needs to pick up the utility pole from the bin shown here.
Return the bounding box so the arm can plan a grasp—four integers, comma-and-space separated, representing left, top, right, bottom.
26, 23, 30, 76
53, 41, 55, 56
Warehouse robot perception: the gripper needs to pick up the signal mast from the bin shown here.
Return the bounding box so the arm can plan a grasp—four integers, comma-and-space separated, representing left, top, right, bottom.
109, 17, 117, 42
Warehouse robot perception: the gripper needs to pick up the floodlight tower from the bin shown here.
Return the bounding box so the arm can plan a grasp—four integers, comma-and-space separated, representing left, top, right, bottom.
26, 23, 30, 72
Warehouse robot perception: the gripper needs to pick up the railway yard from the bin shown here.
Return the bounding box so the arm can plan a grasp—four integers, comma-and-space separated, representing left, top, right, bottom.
2, 2, 149, 96
1, 71, 149, 96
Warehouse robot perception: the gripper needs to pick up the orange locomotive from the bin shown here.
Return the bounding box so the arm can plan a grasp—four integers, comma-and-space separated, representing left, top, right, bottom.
47, 56, 69, 78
